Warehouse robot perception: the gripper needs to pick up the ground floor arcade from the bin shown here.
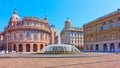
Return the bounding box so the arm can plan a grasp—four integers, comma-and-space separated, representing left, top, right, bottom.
84, 42, 120, 52
0, 43, 48, 53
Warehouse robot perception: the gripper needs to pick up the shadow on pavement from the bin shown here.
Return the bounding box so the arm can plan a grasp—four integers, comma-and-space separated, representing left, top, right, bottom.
45, 60, 120, 68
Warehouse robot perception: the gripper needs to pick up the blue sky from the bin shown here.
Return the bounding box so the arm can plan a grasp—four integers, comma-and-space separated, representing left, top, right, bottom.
0, 0, 120, 31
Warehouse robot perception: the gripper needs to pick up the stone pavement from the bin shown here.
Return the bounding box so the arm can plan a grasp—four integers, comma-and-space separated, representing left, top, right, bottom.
0, 52, 112, 58
0, 53, 119, 68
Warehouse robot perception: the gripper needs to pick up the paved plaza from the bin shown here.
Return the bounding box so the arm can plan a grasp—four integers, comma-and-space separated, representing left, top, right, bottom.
0, 52, 111, 58
0, 53, 120, 68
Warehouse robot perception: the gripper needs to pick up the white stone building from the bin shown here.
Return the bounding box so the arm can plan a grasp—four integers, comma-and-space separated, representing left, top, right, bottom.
60, 18, 83, 50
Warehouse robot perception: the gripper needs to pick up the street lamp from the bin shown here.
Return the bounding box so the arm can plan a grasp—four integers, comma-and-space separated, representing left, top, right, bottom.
6, 33, 9, 53
0, 35, 2, 52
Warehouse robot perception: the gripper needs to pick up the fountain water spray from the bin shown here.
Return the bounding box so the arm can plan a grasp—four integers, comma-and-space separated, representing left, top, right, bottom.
58, 31, 61, 44
40, 31, 80, 53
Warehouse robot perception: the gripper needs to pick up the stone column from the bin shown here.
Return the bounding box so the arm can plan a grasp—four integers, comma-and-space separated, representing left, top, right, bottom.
39, 44, 41, 51
115, 42, 118, 52
43, 44, 45, 52
84, 45, 86, 52
11, 44, 13, 52
114, 18, 117, 28
99, 43, 102, 52
88, 45, 90, 52
23, 43, 26, 52
107, 43, 110, 52
37, 43, 40, 52
23, 32, 26, 40
93, 44, 96, 52
16, 44, 19, 53
10, 44, 12, 52
106, 20, 109, 30
30, 43, 33, 52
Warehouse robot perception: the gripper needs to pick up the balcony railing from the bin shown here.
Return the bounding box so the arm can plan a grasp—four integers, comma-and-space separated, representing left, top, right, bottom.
4, 25, 51, 33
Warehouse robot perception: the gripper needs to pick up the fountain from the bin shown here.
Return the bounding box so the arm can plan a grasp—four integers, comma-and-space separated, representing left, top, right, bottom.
40, 32, 80, 54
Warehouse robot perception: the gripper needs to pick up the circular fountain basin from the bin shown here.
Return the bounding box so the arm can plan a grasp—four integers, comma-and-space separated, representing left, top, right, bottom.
40, 44, 80, 54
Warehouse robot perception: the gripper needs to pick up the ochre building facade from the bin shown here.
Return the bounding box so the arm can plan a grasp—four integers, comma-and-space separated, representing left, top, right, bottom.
0, 9, 57, 53
84, 9, 120, 52
50, 25, 58, 44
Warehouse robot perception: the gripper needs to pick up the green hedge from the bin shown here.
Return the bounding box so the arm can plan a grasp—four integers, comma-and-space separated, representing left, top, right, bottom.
42, 51, 78, 54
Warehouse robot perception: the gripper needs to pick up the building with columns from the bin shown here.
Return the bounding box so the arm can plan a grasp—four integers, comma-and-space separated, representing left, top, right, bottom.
84, 9, 120, 52
0, 34, 3, 51
0, 9, 57, 53
50, 25, 58, 44
60, 18, 83, 50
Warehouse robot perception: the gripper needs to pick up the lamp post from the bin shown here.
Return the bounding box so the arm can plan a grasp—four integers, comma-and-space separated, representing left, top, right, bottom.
6, 33, 9, 53
0, 35, 2, 52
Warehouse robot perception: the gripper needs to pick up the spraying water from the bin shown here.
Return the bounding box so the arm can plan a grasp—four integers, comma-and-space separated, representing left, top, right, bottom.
40, 31, 80, 53
58, 31, 61, 44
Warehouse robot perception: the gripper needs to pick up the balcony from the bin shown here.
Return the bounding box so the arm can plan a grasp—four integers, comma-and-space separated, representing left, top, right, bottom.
4, 25, 51, 33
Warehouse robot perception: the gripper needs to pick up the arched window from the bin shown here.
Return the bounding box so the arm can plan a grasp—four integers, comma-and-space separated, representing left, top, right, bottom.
117, 17, 120, 26
19, 33, 23, 40
101, 22, 106, 30
26, 31, 30, 40
40, 34, 43, 40
109, 20, 114, 28
45, 34, 47, 40
34, 32, 37, 40
103, 22, 106, 30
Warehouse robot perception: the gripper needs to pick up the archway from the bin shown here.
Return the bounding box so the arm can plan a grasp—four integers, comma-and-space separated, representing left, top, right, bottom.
40, 44, 43, 50
13, 44, 16, 51
33, 44, 37, 52
90, 45, 93, 51
2, 45, 5, 51
110, 43, 115, 52
0, 46, 4, 51
75, 45, 79, 49
45, 44, 47, 46
103, 44, 107, 52
95, 44, 99, 52
1, 46, 3, 51
8, 45, 11, 52
26, 44, 30, 52
10, 45, 13, 51
86, 45, 89, 51
19, 44, 23, 52
0, 46, 1, 51
118, 43, 120, 49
